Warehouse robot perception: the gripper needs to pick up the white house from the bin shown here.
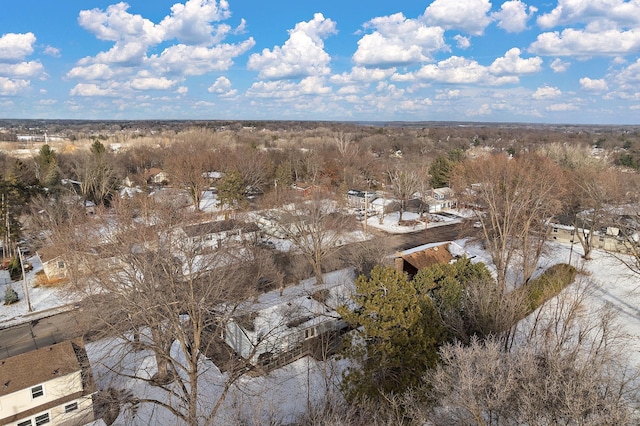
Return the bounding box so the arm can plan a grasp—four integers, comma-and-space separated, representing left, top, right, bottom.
224, 269, 355, 369
425, 187, 457, 213
0, 339, 97, 426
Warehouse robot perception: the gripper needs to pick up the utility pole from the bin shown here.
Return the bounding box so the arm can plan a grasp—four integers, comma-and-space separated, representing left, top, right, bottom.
18, 247, 32, 312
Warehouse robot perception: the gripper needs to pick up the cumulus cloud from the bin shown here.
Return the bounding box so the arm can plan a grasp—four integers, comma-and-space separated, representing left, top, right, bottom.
152, 39, 255, 76
0, 61, 44, 78
247, 13, 336, 79
70, 83, 118, 97
73, 0, 253, 93
550, 58, 570, 72
130, 77, 176, 90
411, 56, 519, 85
453, 35, 470, 49
159, 0, 231, 44
422, 0, 491, 36
532, 85, 562, 99
0, 33, 36, 62
352, 13, 446, 67
0, 77, 30, 95
330, 66, 395, 85
67, 64, 116, 81
208, 76, 232, 93
489, 48, 542, 75
435, 89, 461, 100
246, 76, 331, 99
530, 28, 640, 56
613, 58, 640, 90
43, 46, 61, 57
537, 0, 640, 29
580, 77, 609, 92
492, 0, 537, 33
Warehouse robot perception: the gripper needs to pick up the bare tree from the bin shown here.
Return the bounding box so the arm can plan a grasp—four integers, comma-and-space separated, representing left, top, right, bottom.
421, 279, 639, 426
271, 192, 351, 284
453, 154, 565, 289
388, 167, 421, 224
57, 196, 280, 425
165, 140, 213, 211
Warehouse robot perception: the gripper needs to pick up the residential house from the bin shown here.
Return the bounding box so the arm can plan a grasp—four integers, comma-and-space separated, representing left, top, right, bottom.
291, 182, 317, 197
0, 339, 97, 426
144, 168, 169, 186
224, 269, 355, 370
550, 223, 638, 255
174, 220, 261, 250
346, 190, 377, 209
36, 247, 68, 283
424, 187, 457, 213
394, 242, 454, 278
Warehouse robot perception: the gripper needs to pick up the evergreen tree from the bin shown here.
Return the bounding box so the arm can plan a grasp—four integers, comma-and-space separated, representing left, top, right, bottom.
338, 266, 445, 401
217, 170, 246, 214
4, 286, 18, 305
428, 156, 453, 188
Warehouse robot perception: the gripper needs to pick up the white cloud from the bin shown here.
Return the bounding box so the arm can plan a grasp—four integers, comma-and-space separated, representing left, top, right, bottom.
489, 48, 542, 75
43, 46, 61, 57
159, 0, 231, 44
247, 13, 336, 79
0, 33, 36, 61
74, 1, 253, 87
130, 77, 176, 90
247, 76, 331, 99
67, 64, 116, 81
69, 83, 119, 97
412, 56, 519, 85
78, 3, 163, 44
532, 85, 562, 99
0, 77, 29, 95
208, 76, 232, 93
492, 0, 537, 33
530, 28, 640, 56
352, 13, 447, 67
0, 61, 44, 78
537, 0, 640, 29
550, 58, 570, 72
152, 39, 255, 75
453, 35, 470, 49
422, 0, 491, 36
176, 86, 188, 95
613, 58, 640, 90
579, 77, 609, 92
435, 89, 461, 100
546, 103, 579, 111
330, 66, 395, 85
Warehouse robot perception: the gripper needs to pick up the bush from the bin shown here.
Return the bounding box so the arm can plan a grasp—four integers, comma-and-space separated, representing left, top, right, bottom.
4, 286, 19, 305
7, 256, 21, 281
521, 263, 577, 315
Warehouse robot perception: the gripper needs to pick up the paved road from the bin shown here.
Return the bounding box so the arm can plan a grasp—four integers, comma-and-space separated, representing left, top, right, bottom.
0, 309, 82, 359
0, 221, 468, 359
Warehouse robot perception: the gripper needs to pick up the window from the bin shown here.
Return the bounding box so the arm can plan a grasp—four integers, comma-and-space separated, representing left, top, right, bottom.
64, 402, 78, 413
31, 385, 44, 399
552, 227, 558, 233
34, 413, 50, 426
17, 420, 33, 426
57, 261, 65, 269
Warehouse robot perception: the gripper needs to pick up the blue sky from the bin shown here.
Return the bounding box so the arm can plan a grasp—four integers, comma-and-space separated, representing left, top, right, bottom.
1, 0, 640, 124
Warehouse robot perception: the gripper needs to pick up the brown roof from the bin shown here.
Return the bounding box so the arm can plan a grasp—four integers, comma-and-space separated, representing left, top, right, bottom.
400, 243, 453, 270
0, 339, 93, 398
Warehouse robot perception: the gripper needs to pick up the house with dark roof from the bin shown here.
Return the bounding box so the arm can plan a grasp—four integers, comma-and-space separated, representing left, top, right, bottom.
0, 339, 97, 426
394, 242, 454, 278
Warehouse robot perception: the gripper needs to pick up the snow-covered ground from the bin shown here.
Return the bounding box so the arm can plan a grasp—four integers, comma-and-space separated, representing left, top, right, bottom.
363, 209, 466, 234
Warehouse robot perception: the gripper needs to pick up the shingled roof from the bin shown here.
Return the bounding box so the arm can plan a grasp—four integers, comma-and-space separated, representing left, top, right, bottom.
0, 339, 95, 398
